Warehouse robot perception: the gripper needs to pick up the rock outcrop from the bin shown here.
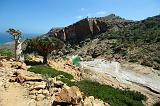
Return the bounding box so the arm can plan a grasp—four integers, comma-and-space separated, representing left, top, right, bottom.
47, 14, 132, 44
54, 86, 83, 105
48, 18, 108, 44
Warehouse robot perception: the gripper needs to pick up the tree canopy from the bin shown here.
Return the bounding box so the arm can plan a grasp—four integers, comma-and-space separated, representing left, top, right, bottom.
24, 36, 64, 64
6, 28, 22, 40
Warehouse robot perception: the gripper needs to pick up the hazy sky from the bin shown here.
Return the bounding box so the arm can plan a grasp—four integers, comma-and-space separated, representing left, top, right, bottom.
0, 0, 160, 34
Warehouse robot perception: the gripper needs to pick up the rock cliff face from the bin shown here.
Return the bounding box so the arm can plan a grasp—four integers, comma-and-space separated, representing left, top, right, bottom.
48, 18, 109, 44
47, 15, 132, 44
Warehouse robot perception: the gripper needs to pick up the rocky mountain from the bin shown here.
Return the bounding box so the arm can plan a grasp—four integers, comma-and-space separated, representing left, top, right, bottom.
47, 14, 160, 70
47, 14, 133, 44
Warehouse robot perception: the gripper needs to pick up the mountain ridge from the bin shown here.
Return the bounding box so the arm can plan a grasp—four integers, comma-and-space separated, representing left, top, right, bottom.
47, 14, 133, 44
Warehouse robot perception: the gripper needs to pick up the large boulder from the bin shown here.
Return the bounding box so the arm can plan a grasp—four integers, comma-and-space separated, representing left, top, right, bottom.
54, 86, 83, 105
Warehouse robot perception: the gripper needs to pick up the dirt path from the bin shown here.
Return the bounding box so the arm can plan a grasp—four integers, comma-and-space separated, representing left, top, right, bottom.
0, 60, 47, 106
0, 83, 30, 106
0, 65, 31, 106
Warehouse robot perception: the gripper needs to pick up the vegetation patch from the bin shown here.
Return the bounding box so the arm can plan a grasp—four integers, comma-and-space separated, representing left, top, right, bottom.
75, 80, 146, 106
27, 65, 73, 80
28, 65, 147, 106
0, 48, 14, 57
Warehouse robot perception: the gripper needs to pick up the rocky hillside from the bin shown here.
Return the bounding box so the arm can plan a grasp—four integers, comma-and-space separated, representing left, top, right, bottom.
48, 14, 160, 70
1, 56, 159, 106
0, 57, 110, 106
47, 14, 133, 44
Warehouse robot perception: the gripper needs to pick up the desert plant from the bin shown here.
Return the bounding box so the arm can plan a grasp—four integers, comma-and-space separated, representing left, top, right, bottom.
24, 36, 64, 64
6, 28, 23, 61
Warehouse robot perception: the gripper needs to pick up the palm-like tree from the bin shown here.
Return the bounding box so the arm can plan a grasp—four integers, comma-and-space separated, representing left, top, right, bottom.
25, 36, 64, 64
6, 28, 23, 61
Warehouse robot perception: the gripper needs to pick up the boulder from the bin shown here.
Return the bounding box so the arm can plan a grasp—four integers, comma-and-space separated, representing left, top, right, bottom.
36, 94, 45, 101
0, 61, 3, 67
83, 96, 94, 106
9, 71, 43, 84
30, 83, 46, 91
2, 59, 7, 62
54, 86, 83, 105
83, 96, 110, 106
92, 99, 107, 106
49, 88, 61, 94
11, 62, 26, 70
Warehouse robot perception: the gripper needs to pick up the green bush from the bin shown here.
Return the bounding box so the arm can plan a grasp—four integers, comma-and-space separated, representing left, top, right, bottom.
75, 80, 146, 106
27, 65, 73, 80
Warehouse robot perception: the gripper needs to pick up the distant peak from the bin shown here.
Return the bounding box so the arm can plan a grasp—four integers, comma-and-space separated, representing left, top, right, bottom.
108, 14, 116, 17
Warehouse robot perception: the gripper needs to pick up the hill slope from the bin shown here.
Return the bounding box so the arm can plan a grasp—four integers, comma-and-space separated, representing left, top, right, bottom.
47, 14, 133, 44
48, 14, 160, 70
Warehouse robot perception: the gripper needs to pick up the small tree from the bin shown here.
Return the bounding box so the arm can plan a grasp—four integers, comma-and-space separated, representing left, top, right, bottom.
6, 28, 23, 61
25, 36, 64, 64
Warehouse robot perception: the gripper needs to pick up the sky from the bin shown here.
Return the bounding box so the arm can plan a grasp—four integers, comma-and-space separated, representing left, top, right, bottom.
0, 0, 160, 34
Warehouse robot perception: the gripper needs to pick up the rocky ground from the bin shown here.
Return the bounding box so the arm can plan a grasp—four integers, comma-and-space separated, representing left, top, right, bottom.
48, 58, 160, 106
0, 57, 110, 106
1, 56, 160, 106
